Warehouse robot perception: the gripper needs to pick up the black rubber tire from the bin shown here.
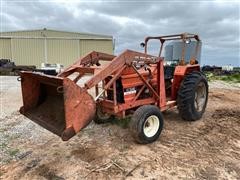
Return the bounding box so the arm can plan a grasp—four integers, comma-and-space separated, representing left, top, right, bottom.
93, 106, 113, 124
130, 105, 164, 144
177, 71, 208, 121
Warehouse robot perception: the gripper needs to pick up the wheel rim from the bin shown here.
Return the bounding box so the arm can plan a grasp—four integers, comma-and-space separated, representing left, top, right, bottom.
143, 115, 160, 137
194, 81, 207, 112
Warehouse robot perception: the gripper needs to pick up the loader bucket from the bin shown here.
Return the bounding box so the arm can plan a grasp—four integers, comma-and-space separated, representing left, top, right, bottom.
19, 72, 96, 141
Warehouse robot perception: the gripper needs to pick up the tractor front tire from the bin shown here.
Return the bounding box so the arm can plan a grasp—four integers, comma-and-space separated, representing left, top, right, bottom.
130, 105, 164, 144
177, 71, 208, 121
93, 106, 113, 124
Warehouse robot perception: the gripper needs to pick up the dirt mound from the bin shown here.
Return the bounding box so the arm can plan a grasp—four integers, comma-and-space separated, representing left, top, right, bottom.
212, 108, 240, 119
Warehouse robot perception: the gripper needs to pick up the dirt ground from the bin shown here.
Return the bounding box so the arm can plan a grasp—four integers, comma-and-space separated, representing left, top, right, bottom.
0, 76, 240, 179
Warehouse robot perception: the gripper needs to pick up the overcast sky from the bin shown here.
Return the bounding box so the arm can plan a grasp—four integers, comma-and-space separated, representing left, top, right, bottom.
1, 0, 240, 66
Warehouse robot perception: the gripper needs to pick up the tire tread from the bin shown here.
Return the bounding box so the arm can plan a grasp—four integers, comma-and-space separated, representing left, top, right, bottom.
177, 71, 208, 121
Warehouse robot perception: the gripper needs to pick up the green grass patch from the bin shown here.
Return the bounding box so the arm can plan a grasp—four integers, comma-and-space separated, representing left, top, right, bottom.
220, 73, 240, 83
0, 128, 7, 133
206, 72, 240, 83
0, 142, 8, 149
8, 149, 19, 157
111, 116, 131, 129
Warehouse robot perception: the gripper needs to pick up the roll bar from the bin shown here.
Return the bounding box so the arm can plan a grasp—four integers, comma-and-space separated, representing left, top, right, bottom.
143, 33, 201, 65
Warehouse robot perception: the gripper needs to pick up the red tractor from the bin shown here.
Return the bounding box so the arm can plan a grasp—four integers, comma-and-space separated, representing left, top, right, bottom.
19, 33, 208, 144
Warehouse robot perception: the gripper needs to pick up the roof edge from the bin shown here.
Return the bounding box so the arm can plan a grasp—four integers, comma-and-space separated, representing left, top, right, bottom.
0, 28, 113, 38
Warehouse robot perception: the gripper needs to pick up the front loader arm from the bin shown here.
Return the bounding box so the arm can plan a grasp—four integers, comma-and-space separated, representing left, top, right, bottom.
85, 49, 157, 89
58, 51, 116, 78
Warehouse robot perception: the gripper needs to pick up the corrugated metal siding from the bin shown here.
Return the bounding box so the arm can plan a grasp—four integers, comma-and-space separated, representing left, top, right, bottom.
11, 39, 44, 67
47, 39, 79, 67
0, 38, 11, 59
0, 29, 113, 68
80, 40, 113, 57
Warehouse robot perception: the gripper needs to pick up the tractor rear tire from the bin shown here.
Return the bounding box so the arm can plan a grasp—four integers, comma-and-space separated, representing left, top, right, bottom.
93, 106, 113, 124
130, 105, 164, 144
177, 71, 208, 121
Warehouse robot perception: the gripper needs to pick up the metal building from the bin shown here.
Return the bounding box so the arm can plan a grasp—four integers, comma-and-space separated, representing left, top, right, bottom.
0, 29, 114, 67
